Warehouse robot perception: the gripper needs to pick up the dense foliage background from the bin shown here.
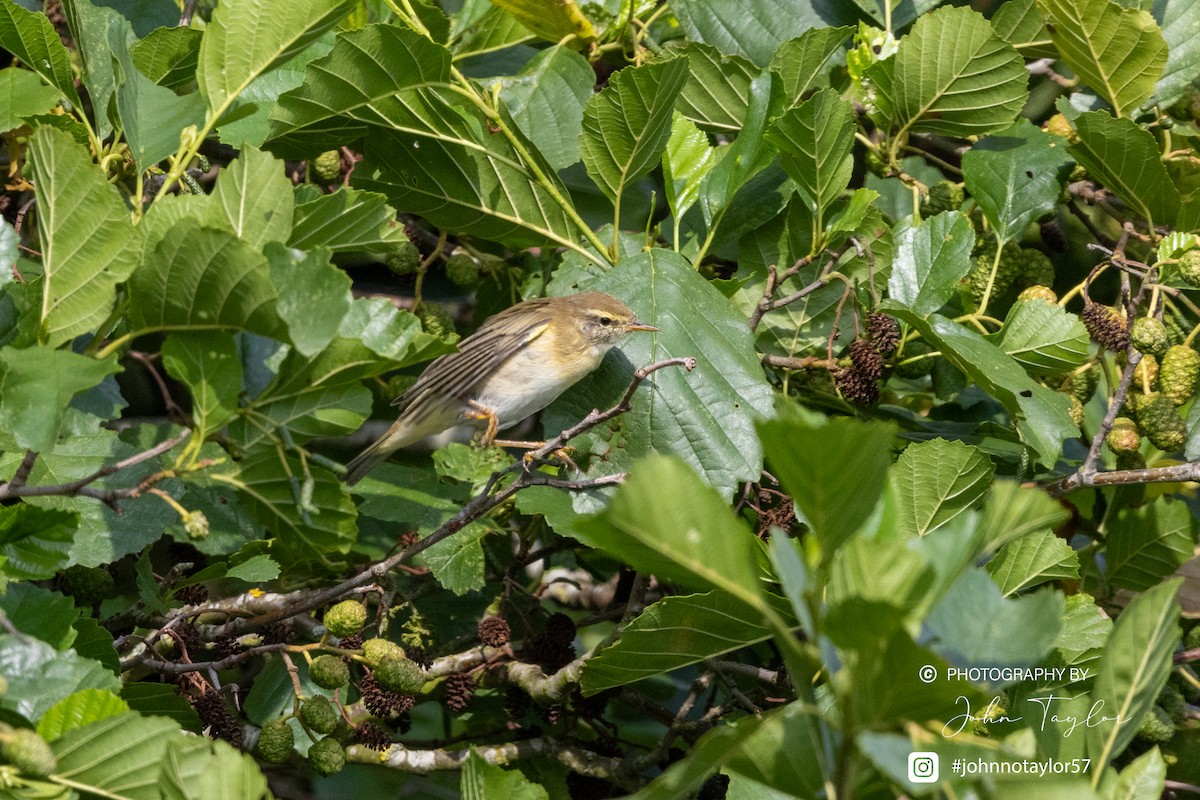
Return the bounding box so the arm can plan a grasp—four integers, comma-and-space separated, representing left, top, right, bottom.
2, 0, 1200, 797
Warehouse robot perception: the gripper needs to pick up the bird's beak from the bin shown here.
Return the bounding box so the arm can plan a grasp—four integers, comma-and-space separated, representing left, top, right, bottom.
624, 320, 659, 332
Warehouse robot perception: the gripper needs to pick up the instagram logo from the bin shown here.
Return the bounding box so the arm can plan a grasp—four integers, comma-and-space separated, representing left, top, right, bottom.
908, 752, 939, 783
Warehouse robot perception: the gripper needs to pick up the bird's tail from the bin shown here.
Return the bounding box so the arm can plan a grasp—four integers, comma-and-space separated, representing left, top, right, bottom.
343, 439, 392, 486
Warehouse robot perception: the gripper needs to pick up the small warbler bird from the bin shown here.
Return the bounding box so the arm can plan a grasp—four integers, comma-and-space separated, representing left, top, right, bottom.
344, 292, 657, 484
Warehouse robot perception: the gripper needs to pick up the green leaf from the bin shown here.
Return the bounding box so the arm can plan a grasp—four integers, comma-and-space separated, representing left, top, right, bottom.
986, 530, 1079, 596
38, 689, 129, 742
0, 347, 121, 453
225, 554, 280, 583
674, 42, 758, 135
219, 449, 356, 564
582, 591, 795, 694
52, 712, 183, 798
0, 0, 82, 110
663, 112, 718, 226
1069, 111, 1179, 230
670, 0, 854, 66
1106, 499, 1195, 592
265, 243, 351, 356
108, 17, 206, 171
130, 26, 203, 91
197, 0, 354, 115
159, 735, 270, 800
886, 211, 974, 317
892, 438, 994, 539
758, 417, 893, 557
0, 67, 62, 132
992, 298, 1091, 375
1052, 592, 1110, 672
769, 27, 852, 108
962, 119, 1075, 245
980, 480, 1071, 553
288, 188, 408, 253
1113, 748, 1166, 800
461, 748, 549, 800
0, 583, 78, 649
1086, 578, 1181, 764
766, 88, 855, 232
0, 504, 77, 580
1037, 0, 1167, 117
161, 332, 243, 439
579, 57, 690, 207
576, 455, 763, 606
27, 125, 141, 347
204, 147, 295, 249
120, 684, 202, 732
127, 219, 284, 338
546, 249, 774, 503
499, 44, 594, 170
1153, 0, 1200, 108
421, 524, 487, 596
70, 616, 118, 674
353, 463, 468, 532
865, 6, 1028, 138
488, 0, 593, 44
882, 308, 1078, 467
61, 0, 124, 139
0, 635, 120, 722
927, 570, 1063, 668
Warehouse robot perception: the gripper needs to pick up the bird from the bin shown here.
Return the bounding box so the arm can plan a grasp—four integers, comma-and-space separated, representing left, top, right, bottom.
343, 292, 657, 485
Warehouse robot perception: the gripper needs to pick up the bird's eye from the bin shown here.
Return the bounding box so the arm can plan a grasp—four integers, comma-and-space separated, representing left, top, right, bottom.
597, 316, 615, 326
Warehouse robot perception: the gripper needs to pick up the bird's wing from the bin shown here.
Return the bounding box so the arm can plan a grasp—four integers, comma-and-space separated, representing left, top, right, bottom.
392, 309, 551, 410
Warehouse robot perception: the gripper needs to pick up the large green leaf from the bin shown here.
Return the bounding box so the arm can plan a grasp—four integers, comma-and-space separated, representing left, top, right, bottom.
575, 455, 763, 605
758, 417, 894, 557
265, 243, 351, 357
926, 569, 1063, 668
0, 347, 120, 454
159, 735, 270, 800
0, 0, 82, 110
38, 689, 129, 742
769, 27, 852, 108
0, 67, 62, 132
130, 26, 203, 91
865, 6, 1028, 138
1106, 499, 1195, 592
992, 298, 1090, 376
579, 57, 690, 208
161, 332, 243, 441
1086, 578, 1180, 764
674, 42, 758, 135
127, 219, 284, 339
61, 0, 123, 138
979, 480, 1071, 553
219, 449, 356, 564
962, 119, 1075, 245
663, 113, 718, 227
1069, 112, 1179, 230
671, 0, 855, 66
1153, 0, 1200, 108
0, 504, 76, 580
27, 126, 141, 347
0, 582, 77, 649
546, 249, 774, 502
581, 591, 795, 694
1038, 0, 1167, 117
892, 439, 994, 539
886, 211, 974, 317
986, 530, 1079, 596
197, 0, 353, 114
499, 45, 594, 170
461, 748, 549, 800
883, 308, 1078, 467
288, 188, 409, 253
488, 0, 593, 44
766, 87, 855, 232
0, 635, 120, 722
421, 523, 487, 595
204, 147, 295, 249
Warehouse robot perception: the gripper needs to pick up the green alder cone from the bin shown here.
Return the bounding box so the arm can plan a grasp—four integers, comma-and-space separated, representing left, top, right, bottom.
1105, 417, 1141, 455
59, 565, 117, 606
0, 728, 56, 779
1159, 684, 1187, 724
1018, 248, 1055, 288
1133, 354, 1159, 391
1160, 344, 1200, 405
1179, 250, 1200, 287
311, 150, 342, 183
1060, 363, 1100, 403
324, 601, 367, 638
386, 241, 421, 276
1134, 392, 1187, 452
308, 737, 346, 776
416, 304, 456, 339
1135, 705, 1176, 743
257, 719, 295, 764
444, 253, 480, 286
374, 655, 424, 694
309, 655, 350, 690
1130, 317, 1170, 357
300, 696, 339, 734
1018, 285, 1057, 304
924, 180, 963, 215
362, 638, 405, 666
